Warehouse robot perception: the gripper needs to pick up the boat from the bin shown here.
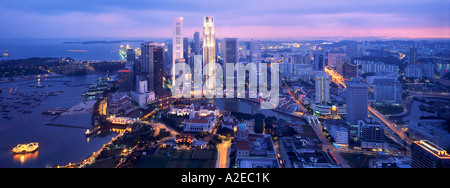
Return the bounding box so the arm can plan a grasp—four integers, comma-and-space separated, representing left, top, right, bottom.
48, 84, 53, 87
0, 52, 10, 57
36, 85, 45, 88
12, 143, 39, 154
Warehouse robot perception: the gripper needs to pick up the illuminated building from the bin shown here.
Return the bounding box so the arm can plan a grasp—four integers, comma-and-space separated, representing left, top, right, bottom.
323, 119, 349, 147
141, 42, 166, 97
342, 61, 358, 80
235, 124, 279, 168
358, 119, 388, 150
203, 16, 216, 90
411, 140, 450, 168
107, 92, 131, 115
315, 72, 330, 104
345, 78, 369, 125
173, 17, 184, 76
327, 53, 345, 73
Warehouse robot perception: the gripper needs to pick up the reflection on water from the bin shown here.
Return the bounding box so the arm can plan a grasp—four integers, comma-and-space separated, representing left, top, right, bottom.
13, 151, 39, 164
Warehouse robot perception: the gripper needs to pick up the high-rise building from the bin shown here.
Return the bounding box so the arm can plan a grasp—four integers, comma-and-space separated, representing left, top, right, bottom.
223, 38, 239, 88
118, 69, 134, 92
342, 61, 358, 80
422, 62, 435, 78
126, 48, 135, 70
314, 52, 326, 71
411, 140, 450, 168
173, 17, 184, 80
193, 32, 201, 55
410, 47, 417, 66
405, 64, 423, 78
222, 38, 239, 64
315, 72, 330, 104
183, 37, 190, 59
372, 77, 402, 103
141, 42, 166, 97
203, 16, 216, 90
345, 78, 369, 125
250, 39, 262, 66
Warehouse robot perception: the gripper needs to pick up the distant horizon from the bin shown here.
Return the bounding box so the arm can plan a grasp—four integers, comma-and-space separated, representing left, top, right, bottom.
1, 36, 449, 42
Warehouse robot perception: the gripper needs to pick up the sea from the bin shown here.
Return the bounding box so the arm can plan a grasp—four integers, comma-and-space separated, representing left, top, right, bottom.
0, 38, 138, 168
0, 38, 147, 61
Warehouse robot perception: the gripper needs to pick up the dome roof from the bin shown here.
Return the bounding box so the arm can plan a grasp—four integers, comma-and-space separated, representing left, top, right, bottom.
237, 123, 247, 131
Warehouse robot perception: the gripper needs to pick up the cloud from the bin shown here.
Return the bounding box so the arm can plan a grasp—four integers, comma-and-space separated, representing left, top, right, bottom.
0, 0, 448, 39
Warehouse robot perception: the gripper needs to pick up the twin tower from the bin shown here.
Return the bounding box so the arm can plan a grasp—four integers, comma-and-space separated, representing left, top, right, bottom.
171, 16, 279, 110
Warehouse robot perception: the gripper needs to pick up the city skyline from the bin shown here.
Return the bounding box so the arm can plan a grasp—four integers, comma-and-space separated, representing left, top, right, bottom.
0, 0, 449, 39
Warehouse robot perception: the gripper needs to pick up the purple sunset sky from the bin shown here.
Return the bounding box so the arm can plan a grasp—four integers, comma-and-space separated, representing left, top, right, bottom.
0, 0, 449, 39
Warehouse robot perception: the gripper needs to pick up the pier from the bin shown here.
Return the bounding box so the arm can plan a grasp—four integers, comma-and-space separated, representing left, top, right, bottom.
44, 122, 91, 129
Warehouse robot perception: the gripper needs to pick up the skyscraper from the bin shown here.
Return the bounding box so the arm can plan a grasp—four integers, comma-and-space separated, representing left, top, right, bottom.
223, 38, 239, 64
250, 39, 262, 67
315, 72, 330, 104
203, 16, 216, 90
141, 42, 166, 97
410, 47, 417, 66
223, 38, 239, 88
173, 17, 184, 80
314, 52, 325, 71
345, 78, 369, 125
193, 31, 201, 55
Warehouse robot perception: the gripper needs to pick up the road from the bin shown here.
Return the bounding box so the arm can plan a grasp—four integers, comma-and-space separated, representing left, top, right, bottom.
306, 116, 351, 168
141, 121, 180, 136
368, 106, 413, 147
216, 139, 232, 168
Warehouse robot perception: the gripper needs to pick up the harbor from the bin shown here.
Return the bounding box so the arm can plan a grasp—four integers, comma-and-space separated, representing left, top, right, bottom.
0, 74, 118, 168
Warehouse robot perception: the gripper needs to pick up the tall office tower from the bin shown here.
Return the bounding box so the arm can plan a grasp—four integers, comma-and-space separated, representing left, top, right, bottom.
410, 47, 417, 65
140, 42, 165, 97
223, 38, 239, 64
118, 69, 134, 92
314, 52, 325, 71
173, 17, 184, 80
315, 72, 330, 104
222, 38, 239, 88
411, 140, 450, 168
345, 78, 369, 125
250, 39, 262, 67
203, 16, 216, 90
126, 48, 135, 70
183, 37, 190, 58
193, 31, 201, 55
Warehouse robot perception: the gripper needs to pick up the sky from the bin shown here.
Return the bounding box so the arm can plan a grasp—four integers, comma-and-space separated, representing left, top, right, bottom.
0, 0, 449, 40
